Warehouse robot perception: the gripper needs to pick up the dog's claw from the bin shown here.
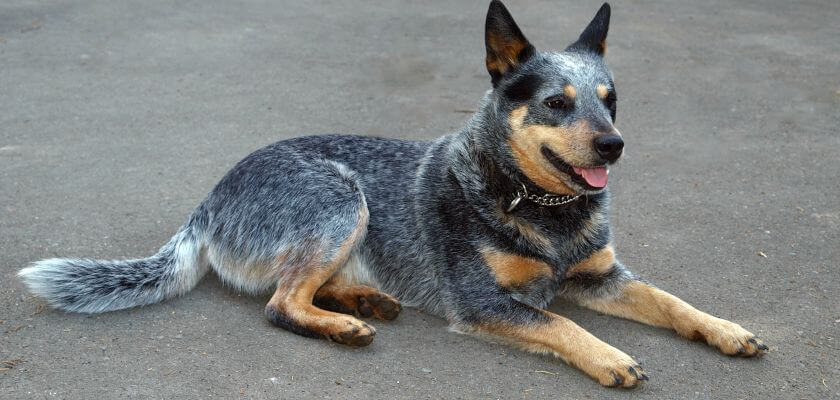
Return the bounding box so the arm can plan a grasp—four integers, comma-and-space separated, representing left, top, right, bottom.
748, 337, 769, 352
628, 366, 647, 380
628, 365, 649, 381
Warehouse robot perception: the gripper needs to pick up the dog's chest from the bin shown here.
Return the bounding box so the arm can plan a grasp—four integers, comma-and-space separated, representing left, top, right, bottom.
511, 207, 610, 266
494, 217, 609, 308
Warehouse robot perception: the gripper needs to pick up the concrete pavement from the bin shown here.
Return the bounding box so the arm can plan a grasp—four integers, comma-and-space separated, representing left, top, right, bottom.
2, 0, 839, 398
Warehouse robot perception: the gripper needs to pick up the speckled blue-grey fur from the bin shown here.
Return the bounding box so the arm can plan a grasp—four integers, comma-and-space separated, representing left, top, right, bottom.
18, 1, 635, 331
18, 222, 206, 313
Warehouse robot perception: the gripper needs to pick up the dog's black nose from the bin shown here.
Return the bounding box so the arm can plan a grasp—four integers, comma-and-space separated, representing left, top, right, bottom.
594, 135, 624, 162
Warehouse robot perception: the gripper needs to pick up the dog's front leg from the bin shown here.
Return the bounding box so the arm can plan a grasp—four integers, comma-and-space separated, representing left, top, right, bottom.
455, 298, 648, 388
563, 245, 769, 356
579, 280, 768, 356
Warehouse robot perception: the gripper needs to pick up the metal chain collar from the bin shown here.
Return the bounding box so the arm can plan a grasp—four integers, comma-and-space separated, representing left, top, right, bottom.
507, 183, 581, 212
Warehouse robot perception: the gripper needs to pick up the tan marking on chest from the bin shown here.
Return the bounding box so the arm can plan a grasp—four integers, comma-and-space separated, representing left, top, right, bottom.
565, 245, 615, 277
482, 249, 553, 288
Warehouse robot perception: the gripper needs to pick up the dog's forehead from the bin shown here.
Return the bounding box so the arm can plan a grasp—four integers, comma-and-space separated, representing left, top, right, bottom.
541, 52, 611, 89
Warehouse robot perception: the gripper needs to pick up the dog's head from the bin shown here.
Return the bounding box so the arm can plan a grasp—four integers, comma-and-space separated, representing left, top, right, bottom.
483, 1, 621, 196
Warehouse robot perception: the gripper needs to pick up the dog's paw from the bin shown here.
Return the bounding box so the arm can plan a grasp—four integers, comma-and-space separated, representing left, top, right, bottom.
691, 318, 768, 357
325, 316, 376, 347
578, 346, 648, 388
357, 292, 402, 320
315, 286, 402, 321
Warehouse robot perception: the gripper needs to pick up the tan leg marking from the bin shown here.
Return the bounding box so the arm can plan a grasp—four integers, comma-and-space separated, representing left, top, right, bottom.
579, 281, 768, 356
507, 106, 600, 195
475, 311, 647, 388
314, 278, 402, 321
566, 245, 615, 277
265, 207, 377, 347
481, 249, 553, 288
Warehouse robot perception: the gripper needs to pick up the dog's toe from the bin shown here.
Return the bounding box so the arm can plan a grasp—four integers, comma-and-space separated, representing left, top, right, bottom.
692, 318, 768, 357
327, 318, 376, 347
583, 348, 648, 388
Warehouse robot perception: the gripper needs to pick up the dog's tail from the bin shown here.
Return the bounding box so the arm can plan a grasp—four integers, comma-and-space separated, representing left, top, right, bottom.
17, 223, 208, 314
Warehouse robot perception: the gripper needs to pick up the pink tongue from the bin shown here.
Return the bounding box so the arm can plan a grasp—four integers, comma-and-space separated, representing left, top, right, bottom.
572, 166, 608, 188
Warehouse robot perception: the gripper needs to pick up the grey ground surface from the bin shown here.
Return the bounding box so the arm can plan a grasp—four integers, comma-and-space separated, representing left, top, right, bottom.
1, 0, 838, 398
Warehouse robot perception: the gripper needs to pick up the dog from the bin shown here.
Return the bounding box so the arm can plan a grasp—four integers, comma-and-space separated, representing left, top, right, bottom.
18, 1, 767, 387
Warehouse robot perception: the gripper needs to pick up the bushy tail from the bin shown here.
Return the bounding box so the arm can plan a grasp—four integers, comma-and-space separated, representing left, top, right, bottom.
17, 225, 208, 313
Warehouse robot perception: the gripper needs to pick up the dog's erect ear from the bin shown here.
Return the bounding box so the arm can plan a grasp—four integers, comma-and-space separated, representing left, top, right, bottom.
566, 3, 611, 56
485, 0, 535, 87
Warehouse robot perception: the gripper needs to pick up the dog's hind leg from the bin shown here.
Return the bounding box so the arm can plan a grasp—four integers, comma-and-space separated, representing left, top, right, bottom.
200, 156, 379, 347
263, 202, 377, 347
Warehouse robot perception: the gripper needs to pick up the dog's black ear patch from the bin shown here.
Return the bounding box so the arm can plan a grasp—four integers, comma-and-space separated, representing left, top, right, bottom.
503, 74, 543, 103
485, 0, 536, 87
566, 3, 611, 56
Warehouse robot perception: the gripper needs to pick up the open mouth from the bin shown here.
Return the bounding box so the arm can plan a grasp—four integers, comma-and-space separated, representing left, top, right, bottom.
541, 147, 609, 190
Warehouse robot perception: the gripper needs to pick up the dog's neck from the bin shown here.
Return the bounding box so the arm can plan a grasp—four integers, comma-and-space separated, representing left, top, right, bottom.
445, 126, 604, 219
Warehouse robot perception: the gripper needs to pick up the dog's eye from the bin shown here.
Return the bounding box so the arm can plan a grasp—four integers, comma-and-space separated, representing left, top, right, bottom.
544, 97, 571, 110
